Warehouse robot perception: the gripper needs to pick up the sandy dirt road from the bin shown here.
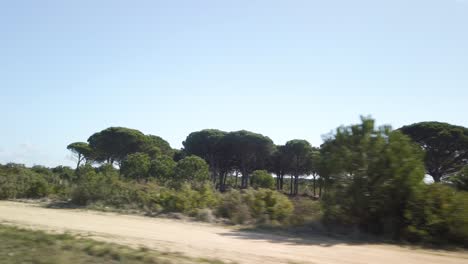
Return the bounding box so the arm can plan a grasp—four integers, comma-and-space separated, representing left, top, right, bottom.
0, 201, 466, 264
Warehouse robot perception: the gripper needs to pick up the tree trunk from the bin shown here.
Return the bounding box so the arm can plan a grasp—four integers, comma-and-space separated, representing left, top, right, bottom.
223, 172, 228, 191
290, 175, 294, 195
210, 157, 217, 183
218, 172, 224, 191
241, 166, 250, 189
235, 170, 239, 188
240, 170, 244, 188
319, 179, 322, 197
276, 174, 280, 190
313, 174, 316, 197
293, 176, 299, 196
76, 154, 82, 170
211, 168, 218, 185
213, 170, 218, 188
280, 174, 284, 190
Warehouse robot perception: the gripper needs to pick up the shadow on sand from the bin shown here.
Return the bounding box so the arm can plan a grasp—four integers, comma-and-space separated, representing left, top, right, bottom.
219, 225, 393, 247
44, 200, 84, 209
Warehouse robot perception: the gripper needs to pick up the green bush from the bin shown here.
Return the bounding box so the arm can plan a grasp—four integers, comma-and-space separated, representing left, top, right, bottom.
0, 164, 51, 199
149, 155, 176, 183
217, 188, 293, 224
216, 189, 252, 224
404, 184, 468, 245
71, 166, 220, 215
251, 170, 274, 189
288, 197, 323, 226
25, 176, 49, 198
71, 165, 117, 205
120, 153, 151, 181
320, 118, 426, 237
448, 166, 468, 191
160, 183, 220, 214
173, 156, 210, 187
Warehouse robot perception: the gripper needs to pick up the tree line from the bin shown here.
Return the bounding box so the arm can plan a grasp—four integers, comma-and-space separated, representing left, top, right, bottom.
67, 118, 468, 196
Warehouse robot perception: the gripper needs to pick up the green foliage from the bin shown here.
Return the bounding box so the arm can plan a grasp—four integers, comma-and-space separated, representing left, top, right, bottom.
87, 127, 149, 164
320, 117, 426, 236
251, 170, 274, 189
173, 149, 187, 162
283, 140, 314, 176
0, 163, 51, 199
52, 166, 75, 182
217, 189, 293, 224
67, 142, 93, 168
5, 118, 468, 246
70, 165, 219, 214
145, 134, 174, 157
400, 122, 468, 182
268, 145, 287, 175
149, 155, 176, 183
161, 183, 220, 214
220, 130, 275, 188
288, 198, 323, 226
120, 152, 151, 180
86, 127, 174, 166
174, 156, 210, 187
268, 145, 289, 191
71, 165, 119, 205
183, 129, 227, 168
405, 184, 468, 245
25, 176, 50, 198
215, 189, 250, 224
183, 129, 229, 189
448, 166, 468, 191
283, 139, 315, 195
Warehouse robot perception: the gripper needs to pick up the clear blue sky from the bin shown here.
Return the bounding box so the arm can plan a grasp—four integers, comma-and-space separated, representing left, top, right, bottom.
1, 0, 467, 167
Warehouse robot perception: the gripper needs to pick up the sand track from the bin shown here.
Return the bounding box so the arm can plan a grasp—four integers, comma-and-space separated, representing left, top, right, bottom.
0, 201, 466, 264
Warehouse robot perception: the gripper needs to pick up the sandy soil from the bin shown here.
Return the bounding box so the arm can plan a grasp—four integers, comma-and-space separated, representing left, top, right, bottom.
0, 201, 466, 264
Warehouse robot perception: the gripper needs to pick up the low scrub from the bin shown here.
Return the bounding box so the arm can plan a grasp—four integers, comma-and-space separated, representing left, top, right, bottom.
404, 184, 468, 246
71, 170, 220, 215
70, 168, 293, 225
217, 188, 294, 225
0, 164, 51, 199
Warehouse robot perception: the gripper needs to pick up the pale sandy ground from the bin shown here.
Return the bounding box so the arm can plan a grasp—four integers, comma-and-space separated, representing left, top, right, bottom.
0, 201, 467, 264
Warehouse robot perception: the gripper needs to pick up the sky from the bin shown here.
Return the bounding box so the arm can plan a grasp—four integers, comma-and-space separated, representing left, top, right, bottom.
1, 0, 467, 167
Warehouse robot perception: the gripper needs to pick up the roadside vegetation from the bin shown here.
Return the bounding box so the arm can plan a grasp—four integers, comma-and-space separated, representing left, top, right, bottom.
0, 225, 224, 264
1, 116, 467, 246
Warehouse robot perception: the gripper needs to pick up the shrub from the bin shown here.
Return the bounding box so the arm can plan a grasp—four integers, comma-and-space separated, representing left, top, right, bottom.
217, 189, 252, 224
320, 118, 426, 237
149, 155, 176, 183
288, 197, 323, 226
173, 156, 210, 187
25, 176, 50, 198
71, 166, 220, 215
251, 170, 274, 189
195, 208, 216, 223
120, 153, 151, 181
217, 189, 293, 224
404, 184, 468, 245
71, 165, 117, 205
0, 173, 20, 199
448, 166, 468, 191
0, 164, 51, 199
161, 183, 220, 214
